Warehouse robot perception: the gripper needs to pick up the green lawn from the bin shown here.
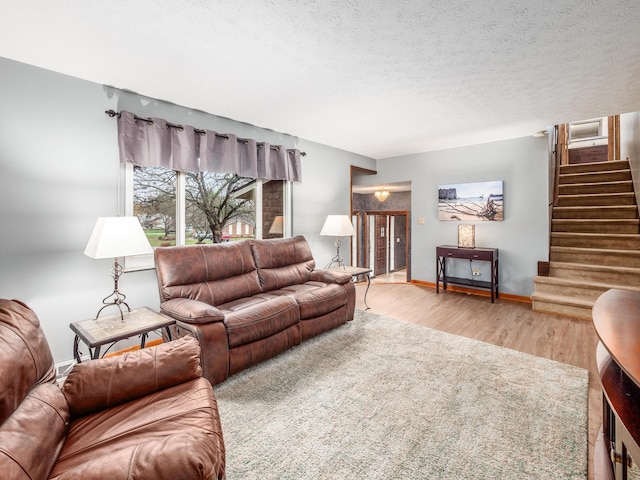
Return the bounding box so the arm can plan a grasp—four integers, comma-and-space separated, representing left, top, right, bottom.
145, 229, 249, 247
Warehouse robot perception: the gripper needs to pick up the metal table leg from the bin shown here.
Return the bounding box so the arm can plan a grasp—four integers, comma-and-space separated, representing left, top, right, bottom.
363, 273, 371, 310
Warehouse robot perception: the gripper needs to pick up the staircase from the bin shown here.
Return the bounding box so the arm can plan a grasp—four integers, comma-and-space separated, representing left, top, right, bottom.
531, 159, 640, 320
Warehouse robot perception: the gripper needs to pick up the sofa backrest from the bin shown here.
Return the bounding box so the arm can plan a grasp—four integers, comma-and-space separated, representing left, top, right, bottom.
251, 235, 315, 292
155, 241, 262, 306
0, 299, 56, 425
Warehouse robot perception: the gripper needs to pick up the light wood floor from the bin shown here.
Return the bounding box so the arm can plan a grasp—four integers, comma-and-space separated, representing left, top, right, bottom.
354, 282, 600, 480
370, 268, 407, 284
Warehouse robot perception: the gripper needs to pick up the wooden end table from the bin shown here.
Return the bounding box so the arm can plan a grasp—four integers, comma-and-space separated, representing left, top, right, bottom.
70, 307, 175, 362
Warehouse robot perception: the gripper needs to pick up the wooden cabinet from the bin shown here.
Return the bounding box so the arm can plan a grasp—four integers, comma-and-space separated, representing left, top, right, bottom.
435, 245, 499, 303
593, 289, 640, 479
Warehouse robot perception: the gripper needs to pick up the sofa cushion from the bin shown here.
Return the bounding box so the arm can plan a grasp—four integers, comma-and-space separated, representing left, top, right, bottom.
0, 383, 69, 480
50, 378, 225, 480
281, 283, 348, 319
222, 295, 300, 348
0, 299, 56, 425
155, 242, 261, 306
251, 236, 315, 291
63, 336, 202, 418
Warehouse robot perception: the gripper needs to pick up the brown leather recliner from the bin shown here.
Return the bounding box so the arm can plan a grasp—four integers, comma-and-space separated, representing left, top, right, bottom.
0, 299, 225, 480
155, 235, 356, 386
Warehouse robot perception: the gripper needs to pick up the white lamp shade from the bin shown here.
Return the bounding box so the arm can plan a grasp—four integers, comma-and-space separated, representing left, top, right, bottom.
320, 215, 356, 237
84, 217, 153, 259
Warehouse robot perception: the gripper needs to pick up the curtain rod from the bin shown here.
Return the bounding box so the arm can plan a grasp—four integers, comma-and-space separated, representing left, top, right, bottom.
105, 109, 306, 156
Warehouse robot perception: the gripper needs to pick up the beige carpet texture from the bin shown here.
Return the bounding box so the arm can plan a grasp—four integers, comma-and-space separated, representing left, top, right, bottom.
214, 310, 588, 479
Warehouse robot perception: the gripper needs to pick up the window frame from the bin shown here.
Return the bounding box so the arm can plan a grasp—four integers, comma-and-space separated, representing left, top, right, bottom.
121, 163, 291, 271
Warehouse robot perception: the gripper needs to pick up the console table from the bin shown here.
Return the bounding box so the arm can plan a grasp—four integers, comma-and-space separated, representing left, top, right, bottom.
436, 245, 499, 303
593, 289, 640, 480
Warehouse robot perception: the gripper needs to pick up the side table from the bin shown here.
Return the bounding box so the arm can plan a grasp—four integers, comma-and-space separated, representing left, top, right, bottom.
329, 266, 372, 310
70, 307, 175, 362
436, 245, 499, 303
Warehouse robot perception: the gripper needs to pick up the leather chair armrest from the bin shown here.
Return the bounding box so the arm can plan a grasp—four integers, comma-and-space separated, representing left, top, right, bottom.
62, 336, 203, 418
160, 298, 225, 324
175, 321, 229, 385
310, 269, 351, 285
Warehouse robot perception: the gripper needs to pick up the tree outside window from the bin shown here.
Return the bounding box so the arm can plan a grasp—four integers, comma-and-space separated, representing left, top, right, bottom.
133, 166, 257, 246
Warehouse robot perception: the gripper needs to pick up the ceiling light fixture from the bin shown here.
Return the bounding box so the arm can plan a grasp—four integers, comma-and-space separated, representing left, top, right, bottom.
374, 189, 390, 202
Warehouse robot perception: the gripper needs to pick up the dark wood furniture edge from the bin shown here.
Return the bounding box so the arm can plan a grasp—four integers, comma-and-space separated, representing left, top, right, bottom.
593, 289, 640, 479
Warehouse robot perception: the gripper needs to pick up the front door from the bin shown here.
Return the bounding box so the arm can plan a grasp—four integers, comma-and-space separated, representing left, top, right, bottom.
374, 215, 387, 276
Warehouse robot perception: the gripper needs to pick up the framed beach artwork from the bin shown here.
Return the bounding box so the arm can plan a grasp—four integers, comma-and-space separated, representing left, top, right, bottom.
438, 181, 504, 221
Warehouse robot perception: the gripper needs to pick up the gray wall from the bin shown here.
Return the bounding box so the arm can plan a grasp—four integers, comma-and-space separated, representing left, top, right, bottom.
374, 136, 550, 296
294, 138, 373, 255
0, 56, 372, 364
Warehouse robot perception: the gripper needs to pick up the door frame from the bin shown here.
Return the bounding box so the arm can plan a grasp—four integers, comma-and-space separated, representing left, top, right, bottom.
362, 210, 410, 281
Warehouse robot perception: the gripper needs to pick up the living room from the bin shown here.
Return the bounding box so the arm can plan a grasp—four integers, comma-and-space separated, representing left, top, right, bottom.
2, 2, 640, 479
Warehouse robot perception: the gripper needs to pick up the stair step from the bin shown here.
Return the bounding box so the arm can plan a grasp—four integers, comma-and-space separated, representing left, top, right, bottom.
548, 261, 640, 287
533, 276, 607, 301
557, 192, 637, 207
551, 218, 640, 234
551, 232, 640, 249
559, 169, 632, 185
552, 205, 638, 219
558, 180, 634, 195
533, 275, 640, 300
559, 160, 630, 175
534, 159, 639, 321
550, 246, 640, 268
531, 291, 594, 320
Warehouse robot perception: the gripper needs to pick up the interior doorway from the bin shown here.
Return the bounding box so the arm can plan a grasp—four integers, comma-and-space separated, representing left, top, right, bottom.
365, 211, 408, 283
559, 115, 621, 165
350, 166, 411, 284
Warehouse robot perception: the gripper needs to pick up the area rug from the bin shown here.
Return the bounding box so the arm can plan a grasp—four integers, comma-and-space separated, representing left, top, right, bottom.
214, 310, 588, 479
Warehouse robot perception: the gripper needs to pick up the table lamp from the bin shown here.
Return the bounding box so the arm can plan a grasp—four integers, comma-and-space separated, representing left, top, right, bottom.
458, 224, 475, 248
84, 216, 153, 320
269, 215, 284, 236
320, 215, 355, 268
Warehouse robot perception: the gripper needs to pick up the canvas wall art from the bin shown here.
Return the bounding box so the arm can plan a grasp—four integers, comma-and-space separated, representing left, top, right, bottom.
438, 181, 503, 221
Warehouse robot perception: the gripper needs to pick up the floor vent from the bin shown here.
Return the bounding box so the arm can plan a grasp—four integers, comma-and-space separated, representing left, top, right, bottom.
54, 357, 88, 386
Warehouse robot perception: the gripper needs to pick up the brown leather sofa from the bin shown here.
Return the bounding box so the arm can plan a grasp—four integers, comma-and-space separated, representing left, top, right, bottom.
0, 299, 225, 480
155, 235, 356, 385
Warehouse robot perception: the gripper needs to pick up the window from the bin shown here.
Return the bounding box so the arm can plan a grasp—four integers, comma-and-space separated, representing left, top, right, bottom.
123, 164, 290, 270
568, 118, 606, 143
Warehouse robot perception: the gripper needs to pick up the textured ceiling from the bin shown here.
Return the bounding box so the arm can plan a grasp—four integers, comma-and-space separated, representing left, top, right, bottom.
1, 0, 640, 159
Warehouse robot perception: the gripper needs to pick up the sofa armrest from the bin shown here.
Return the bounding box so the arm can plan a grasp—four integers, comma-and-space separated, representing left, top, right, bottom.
160, 298, 225, 324
310, 269, 351, 285
175, 321, 229, 386
62, 336, 203, 418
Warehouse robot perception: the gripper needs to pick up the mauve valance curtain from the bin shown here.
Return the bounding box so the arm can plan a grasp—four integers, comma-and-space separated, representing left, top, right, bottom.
117, 110, 302, 182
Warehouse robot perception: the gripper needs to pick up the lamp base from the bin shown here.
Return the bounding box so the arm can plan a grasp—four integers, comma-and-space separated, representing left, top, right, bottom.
324, 238, 347, 269
96, 291, 131, 321
324, 255, 347, 269
95, 258, 131, 321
